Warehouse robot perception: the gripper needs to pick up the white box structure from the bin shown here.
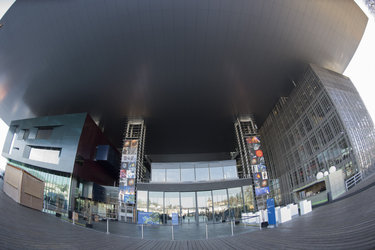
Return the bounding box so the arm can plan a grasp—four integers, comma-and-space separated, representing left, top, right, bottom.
299, 200, 312, 215
287, 204, 299, 217
275, 206, 281, 223
279, 207, 292, 223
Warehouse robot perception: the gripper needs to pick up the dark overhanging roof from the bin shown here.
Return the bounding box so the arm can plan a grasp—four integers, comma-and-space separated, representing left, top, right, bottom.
0, 0, 368, 154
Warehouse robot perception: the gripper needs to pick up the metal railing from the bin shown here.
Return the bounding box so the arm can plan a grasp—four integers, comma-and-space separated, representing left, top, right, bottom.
345, 171, 362, 191
51, 209, 261, 240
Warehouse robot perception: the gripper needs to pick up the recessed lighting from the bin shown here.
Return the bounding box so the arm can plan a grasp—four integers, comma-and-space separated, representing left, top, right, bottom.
0, 24, 3, 28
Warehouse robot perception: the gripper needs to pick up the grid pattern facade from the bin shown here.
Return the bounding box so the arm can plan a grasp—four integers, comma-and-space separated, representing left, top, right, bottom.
260, 65, 375, 204
124, 120, 147, 181
311, 65, 375, 174
234, 116, 269, 210
119, 119, 146, 222
234, 116, 258, 178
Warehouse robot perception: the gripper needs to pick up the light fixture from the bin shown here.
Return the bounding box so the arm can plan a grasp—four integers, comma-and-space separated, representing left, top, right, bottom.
329, 166, 336, 174
316, 172, 324, 179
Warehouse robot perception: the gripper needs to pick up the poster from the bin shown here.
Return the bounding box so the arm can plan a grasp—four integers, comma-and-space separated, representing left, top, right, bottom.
246, 136, 270, 196
138, 212, 160, 224
172, 213, 179, 225
119, 139, 138, 204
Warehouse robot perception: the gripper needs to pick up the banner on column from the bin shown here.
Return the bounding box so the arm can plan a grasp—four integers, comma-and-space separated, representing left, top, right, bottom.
246, 136, 270, 196
119, 139, 138, 204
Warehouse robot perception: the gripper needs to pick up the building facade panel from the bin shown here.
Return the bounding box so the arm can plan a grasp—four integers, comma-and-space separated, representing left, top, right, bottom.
2, 113, 87, 173
260, 65, 375, 205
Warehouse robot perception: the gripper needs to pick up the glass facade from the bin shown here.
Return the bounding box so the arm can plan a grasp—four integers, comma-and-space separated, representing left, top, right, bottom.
260, 65, 375, 204
136, 185, 255, 224
164, 192, 180, 224
136, 190, 148, 212
181, 168, 195, 182
166, 168, 180, 182
180, 192, 196, 224
197, 191, 213, 223
148, 191, 164, 223
212, 189, 228, 222
151, 169, 165, 182
228, 187, 243, 219
151, 160, 238, 183
195, 165, 209, 182
243, 185, 256, 212
210, 167, 224, 180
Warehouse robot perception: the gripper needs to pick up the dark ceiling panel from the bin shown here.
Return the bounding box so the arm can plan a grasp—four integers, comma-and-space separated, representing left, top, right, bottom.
0, 0, 367, 154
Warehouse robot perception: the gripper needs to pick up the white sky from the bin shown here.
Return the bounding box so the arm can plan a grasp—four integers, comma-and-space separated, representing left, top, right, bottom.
0, 1, 374, 171
345, 1, 375, 120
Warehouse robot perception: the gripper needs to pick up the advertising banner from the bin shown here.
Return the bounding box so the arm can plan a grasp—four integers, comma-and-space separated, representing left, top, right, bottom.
119, 139, 138, 204
172, 213, 179, 225
137, 211, 160, 224
246, 136, 270, 196
267, 198, 276, 225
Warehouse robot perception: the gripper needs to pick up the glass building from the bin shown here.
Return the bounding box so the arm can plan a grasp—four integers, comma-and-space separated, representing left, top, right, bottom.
260, 64, 375, 205
1, 113, 120, 218
136, 185, 255, 224
136, 159, 256, 224
151, 160, 238, 183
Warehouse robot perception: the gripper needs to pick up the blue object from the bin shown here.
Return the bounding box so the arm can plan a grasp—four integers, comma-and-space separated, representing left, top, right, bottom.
255, 186, 270, 196
172, 213, 179, 225
267, 198, 276, 225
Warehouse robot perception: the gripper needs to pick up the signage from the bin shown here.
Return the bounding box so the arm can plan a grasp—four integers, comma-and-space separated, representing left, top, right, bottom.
172, 213, 179, 225
119, 139, 138, 204
138, 211, 160, 224
246, 136, 270, 196
267, 198, 276, 225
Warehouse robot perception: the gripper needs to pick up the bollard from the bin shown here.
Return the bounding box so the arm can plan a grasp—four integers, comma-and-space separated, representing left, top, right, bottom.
171, 225, 174, 240
141, 224, 144, 239
106, 218, 109, 234
206, 223, 208, 239
72, 212, 75, 225
231, 220, 234, 236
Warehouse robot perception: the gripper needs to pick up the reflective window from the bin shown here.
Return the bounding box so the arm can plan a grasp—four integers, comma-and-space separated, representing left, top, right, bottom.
195, 164, 209, 181
181, 168, 195, 182
36, 128, 53, 139
209, 167, 223, 180
29, 147, 61, 165
212, 189, 228, 223
151, 169, 165, 182
166, 168, 180, 183
181, 192, 196, 224
164, 192, 180, 224
197, 191, 213, 222
148, 192, 164, 223
223, 166, 237, 179
136, 190, 148, 212
243, 185, 255, 213
228, 187, 243, 219
11, 164, 71, 215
